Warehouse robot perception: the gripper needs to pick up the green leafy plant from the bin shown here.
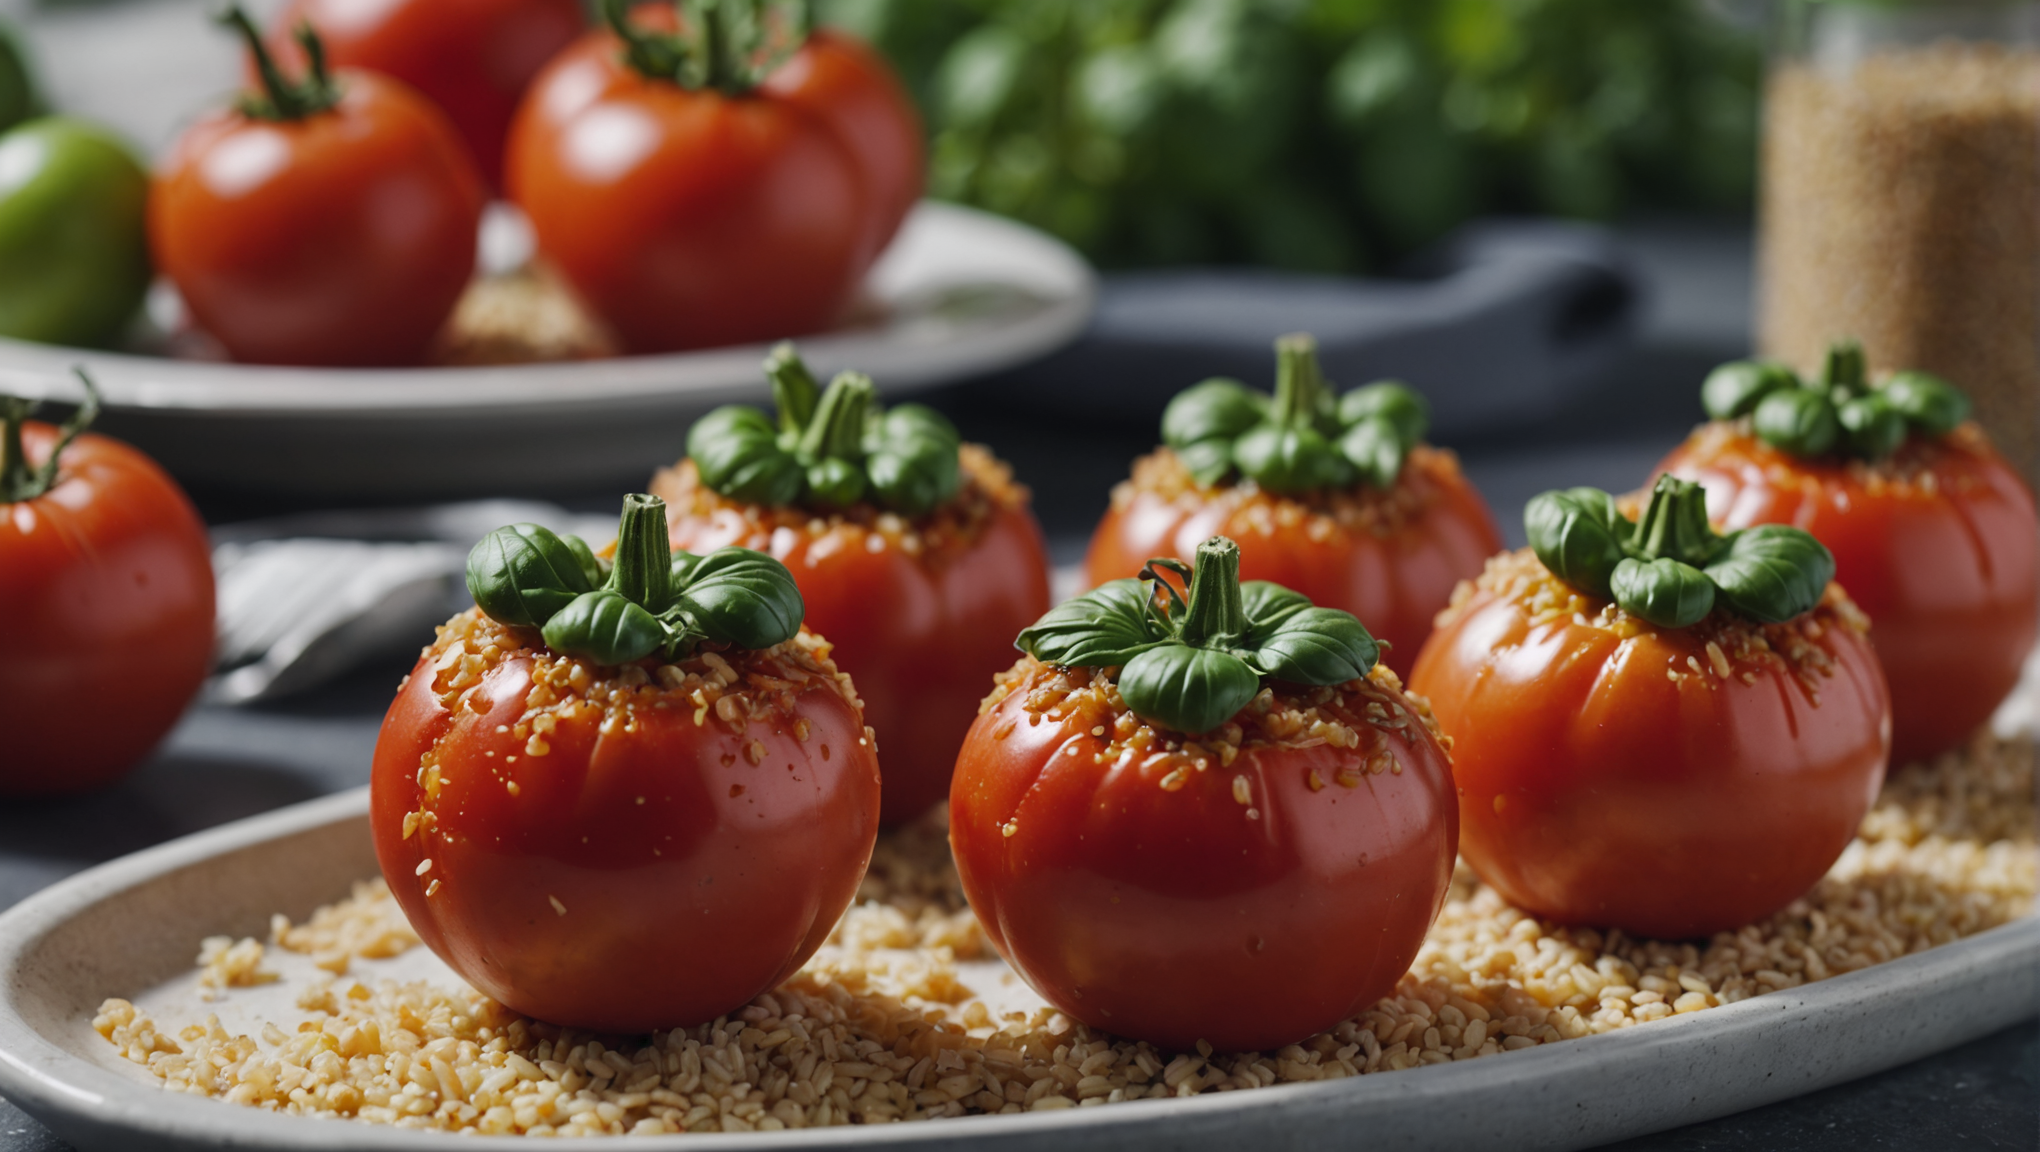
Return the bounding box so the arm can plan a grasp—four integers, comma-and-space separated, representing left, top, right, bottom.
1526, 476, 1834, 628
1016, 535, 1378, 733
820, 0, 1758, 271
1161, 331, 1429, 494
687, 343, 964, 516
1700, 340, 1972, 462
466, 493, 805, 666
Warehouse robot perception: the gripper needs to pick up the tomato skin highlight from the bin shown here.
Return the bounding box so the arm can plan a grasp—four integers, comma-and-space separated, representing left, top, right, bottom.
1657, 422, 2039, 765
151, 72, 485, 367
1410, 559, 1889, 940
371, 623, 880, 1032
506, 17, 920, 354
1086, 447, 1501, 676
663, 497, 1051, 826
0, 423, 214, 794
950, 664, 1458, 1053
270, 0, 585, 190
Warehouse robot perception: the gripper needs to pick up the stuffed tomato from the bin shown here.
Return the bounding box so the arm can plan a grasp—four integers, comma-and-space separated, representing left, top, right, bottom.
1086, 333, 1500, 675
952, 537, 1458, 1052
653, 345, 1051, 824
1657, 344, 2038, 764
371, 494, 880, 1032
1411, 477, 1889, 939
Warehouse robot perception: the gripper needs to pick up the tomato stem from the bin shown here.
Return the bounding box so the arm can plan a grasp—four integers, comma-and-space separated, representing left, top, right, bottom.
0, 370, 100, 505
1628, 475, 1720, 567
602, 0, 809, 94
609, 493, 675, 611
1820, 339, 1867, 397
765, 342, 819, 440
218, 5, 339, 121
797, 372, 873, 464
1270, 332, 1330, 428
1177, 537, 1247, 647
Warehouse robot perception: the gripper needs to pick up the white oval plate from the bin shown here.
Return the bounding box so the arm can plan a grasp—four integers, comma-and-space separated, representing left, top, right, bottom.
0, 202, 1095, 497
0, 788, 2032, 1152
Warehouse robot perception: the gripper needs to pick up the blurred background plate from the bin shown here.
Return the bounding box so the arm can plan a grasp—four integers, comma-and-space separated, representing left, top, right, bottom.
0, 200, 1097, 498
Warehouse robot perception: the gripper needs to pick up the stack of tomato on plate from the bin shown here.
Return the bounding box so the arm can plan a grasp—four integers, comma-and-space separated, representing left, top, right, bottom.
0, 0, 922, 365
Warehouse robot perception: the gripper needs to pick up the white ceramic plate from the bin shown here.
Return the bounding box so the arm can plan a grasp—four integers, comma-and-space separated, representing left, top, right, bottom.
0, 201, 1096, 498
0, 789, 2032, 1152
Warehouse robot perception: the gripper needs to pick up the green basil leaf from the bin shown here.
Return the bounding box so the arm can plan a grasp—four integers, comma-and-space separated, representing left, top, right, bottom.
804, 457, 866, 508
1174, 439, 1235, 486
1240, 606, 1377, 684
1704, 526, 1834, 624
561, 534, 607, 589
878, 403, 961, 447
1701, 359, 1797, 421
688, 405, 803, 505
1239, 580, 1312, 633
1880, 370, 1970, 436
671, 547, 805, 651
466, 523, 594, 629
1118, 644, 1260, 735
1753, 388, 1840, 457
1524, 488, 1627, 598
1233, 425, 1353, 494
1337, 416, 1405, 489
542, 589, 666, 665
1161, 378, 1265, 449
1337, 381, 1428, 446
1610, 557, 1715, 629
1015, 578, 1164, 667
1838, 394, 1906, 460
867, 445, 958, 516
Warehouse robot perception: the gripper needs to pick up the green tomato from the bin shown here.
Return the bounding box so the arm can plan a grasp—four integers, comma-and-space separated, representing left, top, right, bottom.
0, 117, 151, 348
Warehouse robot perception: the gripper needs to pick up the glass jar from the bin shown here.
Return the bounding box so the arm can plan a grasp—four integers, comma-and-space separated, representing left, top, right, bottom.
1758, 0, 2040, 486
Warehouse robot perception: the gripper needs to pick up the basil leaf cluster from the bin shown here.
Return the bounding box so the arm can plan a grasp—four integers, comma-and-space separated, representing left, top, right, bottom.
1161, 332, 1430, 495
466, 493, 804, 667
687, 343, 964, 517
1015, 536, 1378, 735
1525, 477, 1834, 629
1700, 340, 1970, 462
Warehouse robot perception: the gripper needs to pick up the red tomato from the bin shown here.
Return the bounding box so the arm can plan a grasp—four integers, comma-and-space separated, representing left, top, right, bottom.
1410, 551, 1889, 939
0, 401, 214, 794
270, 0, 585, 189
371, 612, 880, 1031
655, 448, 1051, 825
1658, 422, 2038, 765
950, 660, 1459, 1052
1086, 446, 1501, 676
505, 8, 922, 353
152, 26, 485, 367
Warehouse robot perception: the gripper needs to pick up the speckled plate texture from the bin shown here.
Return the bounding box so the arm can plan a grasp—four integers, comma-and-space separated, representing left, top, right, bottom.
0, 789, 2033, 1152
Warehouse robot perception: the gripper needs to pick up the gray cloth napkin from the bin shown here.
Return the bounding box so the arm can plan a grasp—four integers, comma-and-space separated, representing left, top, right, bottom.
208, 501, 615, 703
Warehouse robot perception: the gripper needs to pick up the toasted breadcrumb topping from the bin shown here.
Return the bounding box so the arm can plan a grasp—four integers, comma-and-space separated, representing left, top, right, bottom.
980, 656, 1449, 787
650, 444, 1029, 563
1690, 418, 2001, 498
1436, 549, 1870, 700
1109, 444, 1473, 540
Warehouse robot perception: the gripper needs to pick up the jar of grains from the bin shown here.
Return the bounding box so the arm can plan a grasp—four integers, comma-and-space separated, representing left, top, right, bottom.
1760, 0, 2040, 486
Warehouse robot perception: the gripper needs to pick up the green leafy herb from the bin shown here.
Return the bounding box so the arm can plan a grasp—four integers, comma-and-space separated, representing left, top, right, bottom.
1159, 332, 1430, 495
1526, 476, 1833, 627
686, 343, 963, 517
1014, 536, 1378, 734
1699, 341, 1975, 462
466, 493, 805, 666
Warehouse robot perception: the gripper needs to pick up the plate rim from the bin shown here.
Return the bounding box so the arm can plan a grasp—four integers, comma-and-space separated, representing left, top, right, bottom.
0, 787, 2033, 1152
0, 202, 1098, 418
